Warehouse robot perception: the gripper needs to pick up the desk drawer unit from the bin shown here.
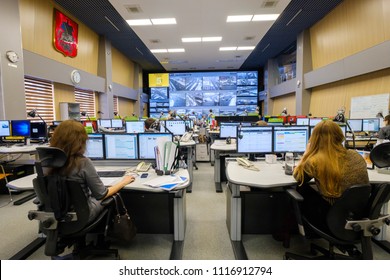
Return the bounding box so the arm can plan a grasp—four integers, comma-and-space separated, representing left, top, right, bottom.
196, 144, 210, 161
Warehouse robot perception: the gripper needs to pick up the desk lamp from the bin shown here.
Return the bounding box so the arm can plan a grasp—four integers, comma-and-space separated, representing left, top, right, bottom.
28, 109, 45, 123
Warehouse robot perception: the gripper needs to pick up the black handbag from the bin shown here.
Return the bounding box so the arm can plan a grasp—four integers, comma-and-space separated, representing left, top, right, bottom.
109, 193, 137, 243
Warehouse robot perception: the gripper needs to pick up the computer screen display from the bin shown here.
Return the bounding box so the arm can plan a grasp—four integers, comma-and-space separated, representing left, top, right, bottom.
85, 134, 104, 160
0, 120, 11, 137
185, 120, 194, 130
164, 120, 186, 135
98, 119, 112, 128
347, 119, 363, 132
237, 126, 273, 153
104, 134, 138, 160
362, 118, 380, 132
82, 120, 98, 134
30, 122, 47, 140
273, 126, 309, 153
309, 118, 323, 126
296, 118, 309, 126
111, 119, 123, 128
125, 121, 145, 133
138, 133, 172, 159
219, 122, 240, 138
11, 120, 31, 137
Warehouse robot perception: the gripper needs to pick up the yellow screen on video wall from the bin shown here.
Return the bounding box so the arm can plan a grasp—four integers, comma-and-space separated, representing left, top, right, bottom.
149, 73, 169, 87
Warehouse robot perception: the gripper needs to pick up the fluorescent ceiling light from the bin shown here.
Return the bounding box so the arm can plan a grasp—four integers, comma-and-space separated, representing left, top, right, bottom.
226, 15, 253, 22
168, 48, 185, 53
252, 14, 280, 21
202, 36, 222, 42
182, 37, 202, 43
151, 18, 177, 25
126, 19, 152, 26
237, 46, 255, 51
219, 47, 237, 51
150, 49, 167, 53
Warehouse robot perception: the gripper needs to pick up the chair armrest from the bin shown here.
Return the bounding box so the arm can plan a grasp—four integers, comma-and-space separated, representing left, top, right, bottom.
286, 188, 305, 236
286, 188, 304, 202
101, 196, 114, 207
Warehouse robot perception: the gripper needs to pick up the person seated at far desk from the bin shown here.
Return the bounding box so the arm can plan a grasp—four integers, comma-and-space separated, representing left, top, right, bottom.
293, 120, 369, 232
144, 117, 159, 132
50, 120, 135, 222
378, 114, 390, 140
255, 120, 268, 126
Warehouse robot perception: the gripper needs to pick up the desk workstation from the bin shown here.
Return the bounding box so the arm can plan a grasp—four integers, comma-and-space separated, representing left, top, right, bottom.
8, 161, 190, 260
225, 159, 390, 260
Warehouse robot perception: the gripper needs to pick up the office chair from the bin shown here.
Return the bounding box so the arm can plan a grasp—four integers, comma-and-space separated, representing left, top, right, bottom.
370, 142, 390, 169
285, 183, 390, 260
28, 147, 118, 259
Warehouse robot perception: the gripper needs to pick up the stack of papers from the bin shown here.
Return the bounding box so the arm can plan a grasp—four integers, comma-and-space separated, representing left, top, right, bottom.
155, 139, 178, 173
143, 175, 187, 191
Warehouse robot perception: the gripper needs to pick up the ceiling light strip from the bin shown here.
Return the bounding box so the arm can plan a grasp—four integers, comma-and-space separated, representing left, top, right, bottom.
286, 9, 303, 26
104, 16, 120, 31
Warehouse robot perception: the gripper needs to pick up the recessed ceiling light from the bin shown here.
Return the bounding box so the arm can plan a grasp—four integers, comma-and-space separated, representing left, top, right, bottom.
168, 48, 185, 53
151, 18, 177, 25
219, 47, 237, 51
126, 19, 152, 26
182, 37, 202, 43
150, 49, 168, 53
252, 14, 279, 21
202, 36, 222, 42
237, 46, 255, 51
226, 15, 253, 22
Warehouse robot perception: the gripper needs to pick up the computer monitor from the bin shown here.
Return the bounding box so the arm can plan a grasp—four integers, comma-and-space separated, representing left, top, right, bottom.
82, 120, 98, 134
219, 122, 240, 138
52, 120, 62, 126
309, 118, 323, 126
138, 133, 173, 160
30, 122, 47, 141
164, 120, 186, 135
98, 119, 111, 128
0, 120, 11, 137
185, 120, 194, 130
85, 134, 104, 160
111, 119, 123, 129
11, 120, 31, 137
347, 119, 363, 132
236, 126, 273, 154
125, 121, 145, 133
273, 125, 309, 153
296, 118, 309, 126
362, 118, 380, 132
104, 133, 138, 160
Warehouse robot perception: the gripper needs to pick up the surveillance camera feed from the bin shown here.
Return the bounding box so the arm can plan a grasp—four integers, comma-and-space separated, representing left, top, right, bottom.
148, 71, 258, 119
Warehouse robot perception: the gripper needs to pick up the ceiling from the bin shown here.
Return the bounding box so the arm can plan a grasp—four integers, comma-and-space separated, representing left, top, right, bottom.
54, 0, 343, 73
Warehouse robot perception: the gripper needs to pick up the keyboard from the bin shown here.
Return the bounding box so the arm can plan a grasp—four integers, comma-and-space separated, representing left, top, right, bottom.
97, 170, 126, 177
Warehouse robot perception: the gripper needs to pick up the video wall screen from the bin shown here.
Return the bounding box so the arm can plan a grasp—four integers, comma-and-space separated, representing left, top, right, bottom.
148, 71, 258, 119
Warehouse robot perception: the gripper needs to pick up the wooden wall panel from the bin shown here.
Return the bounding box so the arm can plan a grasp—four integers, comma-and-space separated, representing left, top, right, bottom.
112, 47, 135, 88
310, 0, 388, 69
118, 97, 134, 117
53, 83, 76, 120
271, 94, 296, 116
19, 0, 99, 75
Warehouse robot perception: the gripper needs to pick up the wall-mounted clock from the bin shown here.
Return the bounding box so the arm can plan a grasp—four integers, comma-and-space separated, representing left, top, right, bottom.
6, 51, 19, 63
71, 70, 81, 84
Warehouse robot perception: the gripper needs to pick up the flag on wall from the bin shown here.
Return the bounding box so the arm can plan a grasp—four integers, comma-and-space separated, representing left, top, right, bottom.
53, 9, 78, 57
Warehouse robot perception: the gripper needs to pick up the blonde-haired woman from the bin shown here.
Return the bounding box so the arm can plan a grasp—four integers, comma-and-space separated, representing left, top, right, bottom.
50, 120, 135, 222
293, 120, 369, 231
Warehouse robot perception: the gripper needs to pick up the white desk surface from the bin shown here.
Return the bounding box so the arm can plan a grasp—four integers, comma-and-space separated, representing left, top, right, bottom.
7, 167, 190, 193
226, 160, 390, 189
176, 140, 196, 147
0, 143, 48, 154
210, 139, 237, 151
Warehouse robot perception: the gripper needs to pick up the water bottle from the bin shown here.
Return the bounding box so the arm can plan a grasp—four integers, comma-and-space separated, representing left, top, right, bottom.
285, 152, 295, 175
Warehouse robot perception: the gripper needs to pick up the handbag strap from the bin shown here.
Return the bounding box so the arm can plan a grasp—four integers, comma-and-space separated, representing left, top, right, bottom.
113, 193, 128, 216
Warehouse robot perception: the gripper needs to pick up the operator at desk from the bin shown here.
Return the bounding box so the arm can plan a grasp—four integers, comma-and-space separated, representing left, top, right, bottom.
378, 114, 390, 140
49, 120, 135, 222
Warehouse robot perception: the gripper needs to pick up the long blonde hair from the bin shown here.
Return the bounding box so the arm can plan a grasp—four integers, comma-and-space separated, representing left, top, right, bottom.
50, 120, 88, 175
293, 120, 346, 197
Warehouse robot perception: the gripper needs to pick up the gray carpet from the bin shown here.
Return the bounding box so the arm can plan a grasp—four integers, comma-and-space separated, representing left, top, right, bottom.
0, 162, 389, 260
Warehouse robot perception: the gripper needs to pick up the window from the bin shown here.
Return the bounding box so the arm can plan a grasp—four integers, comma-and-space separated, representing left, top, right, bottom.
75, 88, 96, 120
25, 77, 55, 123
113, 95, 119, 114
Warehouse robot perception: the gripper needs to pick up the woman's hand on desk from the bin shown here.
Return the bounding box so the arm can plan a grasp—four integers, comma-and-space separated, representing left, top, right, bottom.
105, 175, 136, 198
121, 175, 136, 185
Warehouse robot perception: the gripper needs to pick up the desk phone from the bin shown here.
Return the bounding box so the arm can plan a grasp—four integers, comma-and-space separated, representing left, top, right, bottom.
136, 161, 152, 172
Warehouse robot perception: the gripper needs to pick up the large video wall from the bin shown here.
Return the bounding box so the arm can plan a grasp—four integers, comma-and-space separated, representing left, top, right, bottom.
148, 71, 258, 119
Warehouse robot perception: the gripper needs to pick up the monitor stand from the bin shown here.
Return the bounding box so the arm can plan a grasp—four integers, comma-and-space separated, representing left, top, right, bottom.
248, 153, 256, 161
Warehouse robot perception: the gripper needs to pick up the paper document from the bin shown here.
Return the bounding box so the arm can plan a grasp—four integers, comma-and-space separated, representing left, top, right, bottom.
155, 139, 178, 172
143, 175, 187, 190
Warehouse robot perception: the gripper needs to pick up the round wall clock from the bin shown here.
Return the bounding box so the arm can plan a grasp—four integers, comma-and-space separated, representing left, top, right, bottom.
71, 70, 81, 84
6, 51, 19, 63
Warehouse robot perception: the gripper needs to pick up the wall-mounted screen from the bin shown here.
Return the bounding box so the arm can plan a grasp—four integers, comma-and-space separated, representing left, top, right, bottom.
273, 126, 309, 153
104, 134, 138, 160
138, 133, 172, 160
148, 71, 258, 119
0, 120, 11, 137
85, 134, 104, 160
11, 120, 31, 137
237, 126, 273, 153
